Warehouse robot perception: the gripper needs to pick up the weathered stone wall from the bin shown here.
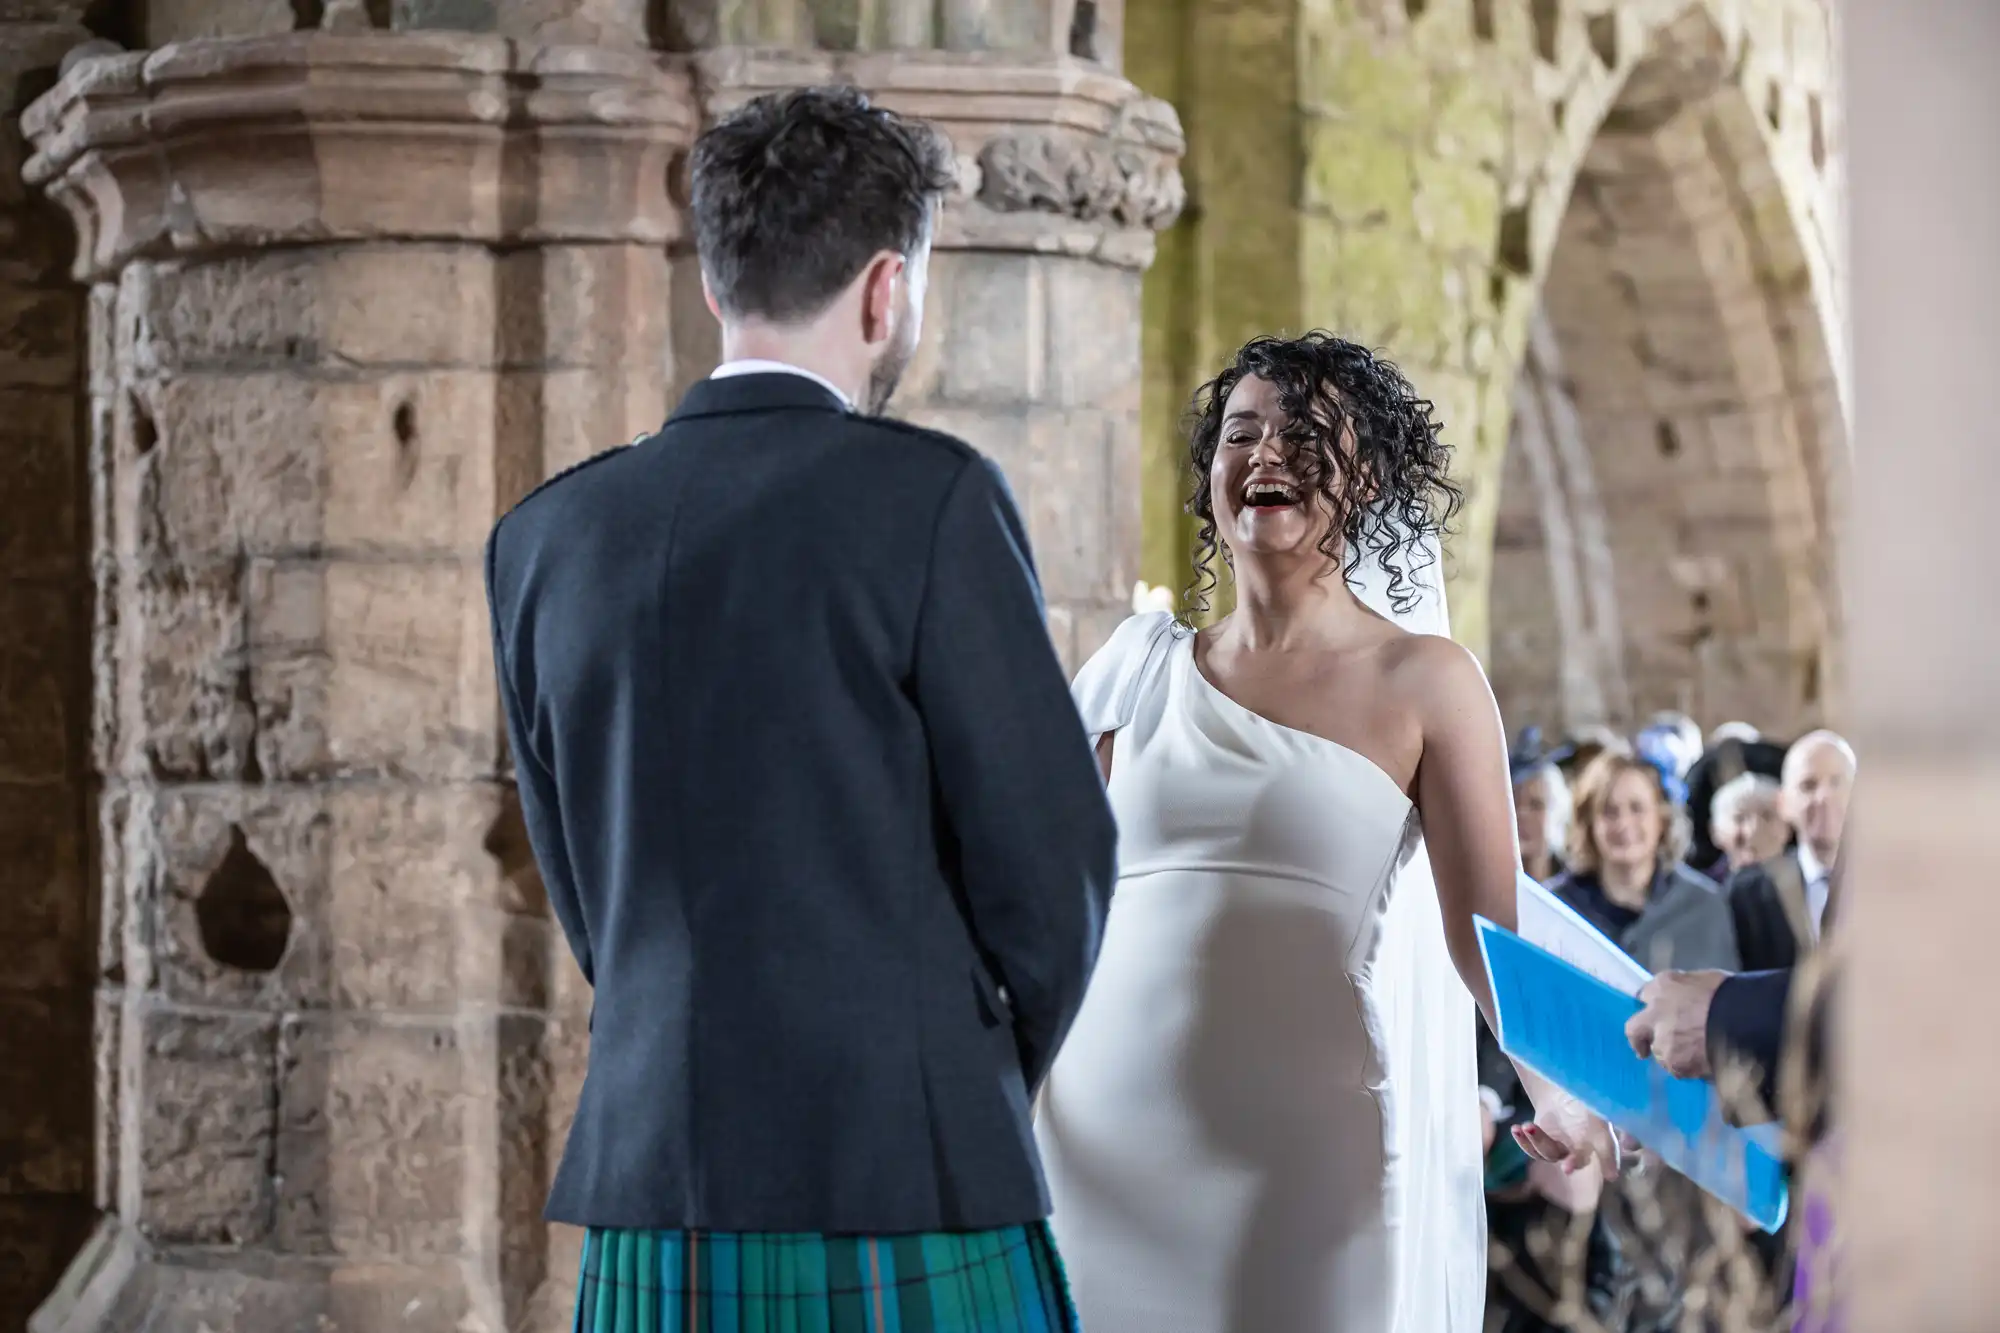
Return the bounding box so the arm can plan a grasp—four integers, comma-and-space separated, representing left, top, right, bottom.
1487, 5, 1844, 736
13, 28, 693, 1331
0, 8, 98, 1331
1129, 0, 1847, 733
6, 5, 1177, 1328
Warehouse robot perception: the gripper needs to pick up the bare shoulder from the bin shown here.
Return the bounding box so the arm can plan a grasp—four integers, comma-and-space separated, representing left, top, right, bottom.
1379, 632, 1498, 732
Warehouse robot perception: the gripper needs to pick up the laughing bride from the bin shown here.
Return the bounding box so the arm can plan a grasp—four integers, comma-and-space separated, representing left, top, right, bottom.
1037, 332, 1616, 1333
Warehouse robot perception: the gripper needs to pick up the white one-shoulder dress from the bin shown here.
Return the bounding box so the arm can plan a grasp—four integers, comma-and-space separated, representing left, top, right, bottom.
1037, 611, 1485, 1333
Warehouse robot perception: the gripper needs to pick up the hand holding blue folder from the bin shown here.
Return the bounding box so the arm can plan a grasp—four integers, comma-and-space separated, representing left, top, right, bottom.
1477, 915, 1790, 1233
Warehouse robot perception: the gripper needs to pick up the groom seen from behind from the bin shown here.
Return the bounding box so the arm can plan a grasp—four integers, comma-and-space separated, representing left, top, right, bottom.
484, 86, 1116, 1332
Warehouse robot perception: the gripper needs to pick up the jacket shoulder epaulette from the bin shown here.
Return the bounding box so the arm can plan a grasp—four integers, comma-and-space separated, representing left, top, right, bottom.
493, 431, 655, 531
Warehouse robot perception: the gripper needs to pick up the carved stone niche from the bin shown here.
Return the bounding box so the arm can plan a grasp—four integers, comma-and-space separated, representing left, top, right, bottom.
21, 33, 699, 282
691, 46, 1185, 271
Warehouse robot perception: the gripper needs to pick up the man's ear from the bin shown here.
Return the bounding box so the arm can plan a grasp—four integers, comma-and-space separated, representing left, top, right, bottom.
701, 272, 722, 322
859, 251, 906, 348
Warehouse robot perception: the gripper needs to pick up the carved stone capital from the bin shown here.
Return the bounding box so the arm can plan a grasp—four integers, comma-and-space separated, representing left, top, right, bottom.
21, 33, 699, 281
691, 47, 1185, 268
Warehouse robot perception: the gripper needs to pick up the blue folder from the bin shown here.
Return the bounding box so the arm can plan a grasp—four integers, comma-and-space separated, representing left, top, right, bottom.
1477, 916, 1791, 1234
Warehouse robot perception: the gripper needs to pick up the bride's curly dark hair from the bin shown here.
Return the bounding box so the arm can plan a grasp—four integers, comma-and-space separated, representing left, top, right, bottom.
1183, 331, 1463, 618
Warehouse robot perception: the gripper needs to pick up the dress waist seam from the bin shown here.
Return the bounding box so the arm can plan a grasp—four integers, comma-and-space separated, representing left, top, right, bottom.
1116, 861, 1343, 891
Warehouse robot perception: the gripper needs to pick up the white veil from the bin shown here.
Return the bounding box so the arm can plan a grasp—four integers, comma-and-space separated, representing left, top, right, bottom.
1347, 522, 1488, 1332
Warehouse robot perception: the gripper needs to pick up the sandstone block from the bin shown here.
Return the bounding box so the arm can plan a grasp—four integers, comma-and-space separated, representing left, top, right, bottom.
121, 248, 498, 374
113, 786, 325, 1010
325, 1261, 473, 1333
1105, 424, 1142, 591
131, 1006, 278, 1245
1026, 409, 1117, 603
140, 0, 296, 42
1041, 602, 1076, 673
0, 990, 90, 1196
395, 0, 503, 31
668, 253, 721, 404
891, 404, 1034, 490
246, 557, 499, 780
488, 1011, 554, 1315
1309, 31, 1433, 132
1311, 225, 1436, 360
1303, 114, 1418, 230
1044, 260, 1142, 411
0, 385, 80, 582
1071, 599, 1133, 670
1413, 155, 1506, 260
276, 1014, 468, 1260
0, 779, 86, 994
495, 244, 672, 372
524, 1226, 586, 1333
328, 782, 550, 1012
323, 372, 503, 552
0, 580, 78, 785
1432, 71, 1511, 167
516, 366, 671, 482
105, 559, 254, 782
115, 371, 506, 562
932, 254, 1045, 406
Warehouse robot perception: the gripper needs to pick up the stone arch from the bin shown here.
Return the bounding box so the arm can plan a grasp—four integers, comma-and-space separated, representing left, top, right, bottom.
1487, 2, 1846, 736
1122, 0, 1843, 652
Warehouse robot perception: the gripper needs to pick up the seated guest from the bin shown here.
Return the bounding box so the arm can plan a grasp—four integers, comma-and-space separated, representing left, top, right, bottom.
1643, 711, 1706, 787
1705, 771, 1788, 884
1683, 725, 1790, 870
1511, 730, 1573, 885
1558, 724, 1627, 787
1727, 730, 1854, 971
1551, 751, 1739, 974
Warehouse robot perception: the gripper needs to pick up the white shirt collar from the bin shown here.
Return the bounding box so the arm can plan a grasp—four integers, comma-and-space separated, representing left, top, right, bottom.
710, 359, 853, 411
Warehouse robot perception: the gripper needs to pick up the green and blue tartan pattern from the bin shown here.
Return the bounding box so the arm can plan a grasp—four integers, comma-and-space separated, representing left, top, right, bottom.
573, 1224, 1081, 1333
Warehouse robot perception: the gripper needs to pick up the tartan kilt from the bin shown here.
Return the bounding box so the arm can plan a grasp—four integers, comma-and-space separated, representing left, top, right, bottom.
574, 1223, 1082, 1333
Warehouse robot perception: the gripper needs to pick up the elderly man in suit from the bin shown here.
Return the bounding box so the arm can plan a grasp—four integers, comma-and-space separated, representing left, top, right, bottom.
1726, 731, 1855, 971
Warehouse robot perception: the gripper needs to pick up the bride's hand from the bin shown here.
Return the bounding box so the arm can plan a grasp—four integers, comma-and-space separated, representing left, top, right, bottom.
1512, 1092, 1621, 1181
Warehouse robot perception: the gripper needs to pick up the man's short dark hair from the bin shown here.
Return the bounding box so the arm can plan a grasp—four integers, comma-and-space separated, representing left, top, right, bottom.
690, 86, 957, 323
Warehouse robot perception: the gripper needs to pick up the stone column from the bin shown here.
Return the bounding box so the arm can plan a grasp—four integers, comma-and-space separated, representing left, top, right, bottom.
0, 6, 99, 1330
1843, 1, 2000, 1325
18, 6, 1177, 1329
676, 30, 1183, 668
21, 34, 692, 1332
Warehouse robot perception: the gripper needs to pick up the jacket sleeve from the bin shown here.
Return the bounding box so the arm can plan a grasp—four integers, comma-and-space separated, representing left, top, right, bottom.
486, 526, 594, 988
1706, 968, 1792, 1117
1725, 867, 1777, 971
911, 457, 1118, 1093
